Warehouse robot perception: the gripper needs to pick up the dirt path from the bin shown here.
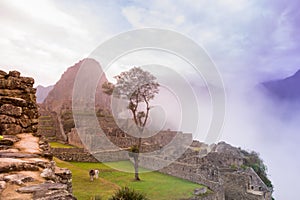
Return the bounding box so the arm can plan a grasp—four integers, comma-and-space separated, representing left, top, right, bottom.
14, 134, 41, 154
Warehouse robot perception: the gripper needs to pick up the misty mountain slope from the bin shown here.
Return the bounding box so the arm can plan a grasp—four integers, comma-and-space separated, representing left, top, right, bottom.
36, 85, 54, 103
262, 69, 300, 101
43, 58, 111, 112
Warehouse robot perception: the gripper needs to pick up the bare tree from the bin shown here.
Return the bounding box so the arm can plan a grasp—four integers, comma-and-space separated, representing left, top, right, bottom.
102, 67, 159, 180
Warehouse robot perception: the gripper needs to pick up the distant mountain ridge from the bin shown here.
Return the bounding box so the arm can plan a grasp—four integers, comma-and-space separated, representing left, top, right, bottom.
262, 69, 300, 101
36, 85, 54, 103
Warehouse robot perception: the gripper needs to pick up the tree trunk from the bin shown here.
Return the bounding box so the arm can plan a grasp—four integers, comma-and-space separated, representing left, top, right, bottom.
133, 153, 140, 181
133, 137, 142, 181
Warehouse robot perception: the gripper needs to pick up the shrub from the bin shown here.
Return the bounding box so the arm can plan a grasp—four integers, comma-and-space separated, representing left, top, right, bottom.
241, 165, 247, 170
230, 164, 237, 170
109, 187, 148, 200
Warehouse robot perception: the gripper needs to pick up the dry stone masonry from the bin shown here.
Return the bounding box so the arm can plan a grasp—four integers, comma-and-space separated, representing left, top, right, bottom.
0, 70, 76, 200
0, 70, 38, 135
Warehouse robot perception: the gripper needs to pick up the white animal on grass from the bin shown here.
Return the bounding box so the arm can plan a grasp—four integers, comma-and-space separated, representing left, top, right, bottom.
89, 169, 100, 181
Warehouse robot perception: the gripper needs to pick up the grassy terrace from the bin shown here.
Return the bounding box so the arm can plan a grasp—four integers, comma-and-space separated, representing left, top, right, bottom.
54, 158, 206, 200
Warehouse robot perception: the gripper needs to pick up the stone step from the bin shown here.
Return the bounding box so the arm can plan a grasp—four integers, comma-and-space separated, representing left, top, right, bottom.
0, 160, 39, 173
0, 152, 39, 159
17, 182, 67, 193
3, 173, 35, 186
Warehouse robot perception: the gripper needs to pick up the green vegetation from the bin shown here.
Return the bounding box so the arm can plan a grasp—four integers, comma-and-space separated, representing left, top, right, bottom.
54, 158, 205, 200
241, 150, 273, 189
109, 187, 148, 200
230, 164, 238, 170
49, 142, 75, 148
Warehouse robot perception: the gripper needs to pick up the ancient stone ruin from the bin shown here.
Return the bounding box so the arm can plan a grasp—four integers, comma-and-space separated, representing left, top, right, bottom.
0, 70, 76, 200
33, 59, 273, 200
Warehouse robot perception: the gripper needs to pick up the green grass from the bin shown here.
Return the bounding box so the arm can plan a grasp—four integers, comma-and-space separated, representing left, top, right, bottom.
54, 158, 206, 200
49, 142, 75, 148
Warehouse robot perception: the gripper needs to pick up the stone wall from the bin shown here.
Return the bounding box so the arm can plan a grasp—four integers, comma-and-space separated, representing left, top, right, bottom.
0, 70, 38, 135
138, 155, 225, 200
51, 148, 98, 162
0, 70, 76, 200
38, 107, 64, 142
220, 168, 272, 200
66, 126, 188, 151
51, 148, 129, 162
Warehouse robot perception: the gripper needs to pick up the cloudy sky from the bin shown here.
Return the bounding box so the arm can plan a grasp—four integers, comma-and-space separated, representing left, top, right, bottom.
1, 0, 300, 199
1, 0, 300, 86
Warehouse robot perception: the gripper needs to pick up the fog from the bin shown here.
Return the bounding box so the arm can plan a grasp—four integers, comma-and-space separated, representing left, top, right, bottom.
106, 50, 299, 199
212, 80, 299, 199
149, 74, 300, 199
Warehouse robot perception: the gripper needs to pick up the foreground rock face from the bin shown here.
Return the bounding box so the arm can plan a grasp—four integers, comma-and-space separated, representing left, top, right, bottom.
0, 70, 76, 200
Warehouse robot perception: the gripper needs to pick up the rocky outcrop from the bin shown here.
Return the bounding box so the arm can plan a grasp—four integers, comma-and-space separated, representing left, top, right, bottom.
0, 70, 76, 200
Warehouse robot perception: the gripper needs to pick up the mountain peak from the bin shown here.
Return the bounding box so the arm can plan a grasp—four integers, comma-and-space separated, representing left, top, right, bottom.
36, 85, 54, 103
42, 59, 110, 111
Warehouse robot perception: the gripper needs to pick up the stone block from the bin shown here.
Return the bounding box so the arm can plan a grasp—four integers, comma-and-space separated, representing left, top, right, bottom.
21, 77, 34, 85
18, 117, 32, 128
0, 104, 22, 116
194, 187, 207, 195
0, 115, 16, 124
0, 96, 28, 107
0, 70, 7, 76
0, 181, 6, 193
1, 124, 22, 135
4, 173, 35, 185
0, 138, 14, 146
9, 71, 21, 78
17, 183, 68, 193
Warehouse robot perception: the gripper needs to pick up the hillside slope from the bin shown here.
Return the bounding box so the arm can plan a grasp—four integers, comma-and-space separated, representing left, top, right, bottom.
262, 69, 300, 102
